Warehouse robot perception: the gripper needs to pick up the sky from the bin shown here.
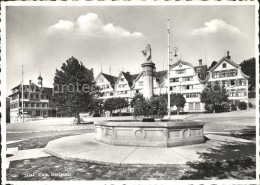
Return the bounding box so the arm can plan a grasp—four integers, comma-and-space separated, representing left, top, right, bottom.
6, 5, 256, 95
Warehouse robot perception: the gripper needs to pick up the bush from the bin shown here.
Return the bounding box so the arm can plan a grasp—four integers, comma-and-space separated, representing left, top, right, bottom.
238, 102, 247, 110
231, 104, 237, 111
133, 96, 167, 119
213, 104, 224, 113
223, 103, 231, 112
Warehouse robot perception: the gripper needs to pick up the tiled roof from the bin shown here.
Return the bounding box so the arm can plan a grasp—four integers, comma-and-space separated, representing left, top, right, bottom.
154, 70, 167, 84
101, 73, 118, 84
194, 65, 207, 75
209, 57, 240, 72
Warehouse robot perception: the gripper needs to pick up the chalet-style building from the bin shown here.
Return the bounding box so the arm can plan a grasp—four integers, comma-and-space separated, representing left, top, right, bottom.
164, 59, 206, 112
207, 51, 249, 106
95, 73, 117, 99
95, 51, 249, 112
9, 75, 56, 123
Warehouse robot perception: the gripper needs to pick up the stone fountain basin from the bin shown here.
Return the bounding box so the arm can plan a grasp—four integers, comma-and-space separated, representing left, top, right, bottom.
94, 120, 206, 147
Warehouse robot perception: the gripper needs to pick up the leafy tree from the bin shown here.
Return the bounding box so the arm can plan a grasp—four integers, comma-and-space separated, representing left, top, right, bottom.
52, 56, 97, 123
103, 97, 128, 115
238, 102, 247, 110
240, 58, 255, 92
130, 94, 144, 107
92, 99, 103, 114
201, 83, 229, 113
162, 93, 186, 114
133, 96, 167, 119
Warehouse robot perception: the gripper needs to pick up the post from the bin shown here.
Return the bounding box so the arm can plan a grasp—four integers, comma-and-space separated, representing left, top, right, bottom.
167, 19, 171, 119
22, 65, 24, 123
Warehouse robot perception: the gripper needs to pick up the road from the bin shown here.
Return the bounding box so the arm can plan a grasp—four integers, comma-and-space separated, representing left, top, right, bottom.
6, 109, 256, 142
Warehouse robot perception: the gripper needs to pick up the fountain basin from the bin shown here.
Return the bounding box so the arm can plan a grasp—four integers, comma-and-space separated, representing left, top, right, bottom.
94, 120, 206, 147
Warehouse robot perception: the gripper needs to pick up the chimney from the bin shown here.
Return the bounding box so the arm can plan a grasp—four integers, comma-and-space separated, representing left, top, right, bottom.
226, 51, 231, 59
126, 71, 130, 74
29, 80, 31, 85
199, 59, 202, 66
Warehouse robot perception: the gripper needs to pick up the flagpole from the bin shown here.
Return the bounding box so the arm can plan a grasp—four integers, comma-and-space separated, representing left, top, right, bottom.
22, 65, 24, 123
167, 19, 171, 119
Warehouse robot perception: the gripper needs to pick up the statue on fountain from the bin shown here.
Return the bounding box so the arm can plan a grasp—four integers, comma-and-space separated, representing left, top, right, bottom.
142, 44, 152, 63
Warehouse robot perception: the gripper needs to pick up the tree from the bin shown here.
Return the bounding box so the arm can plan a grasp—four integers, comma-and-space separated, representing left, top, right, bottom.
240, 58, 255, 93
133, 96, 167, 119
103, 97, 128, 115
209, 61, 217, 70
130, 94, 144, 107
52, 56, 97, 124
92, 99, 103, 114
201, 83, 229, 113
162, 93, 186, 114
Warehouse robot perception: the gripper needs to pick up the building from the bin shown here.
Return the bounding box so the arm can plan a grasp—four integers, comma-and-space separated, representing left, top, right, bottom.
9, 75, 56, 123
164, 59, 206, 112
95, 73, 118, 99
95, 51, 249, 112
207, 51, 249, 106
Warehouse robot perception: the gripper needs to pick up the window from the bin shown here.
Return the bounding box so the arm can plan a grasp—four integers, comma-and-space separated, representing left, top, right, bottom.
222, 63, 227, 68
237, 89, 246, 97
230, 80, 235, 86
196, 68, 201, 73
221, 70, 228, 77
106, 84, 110, 89
229, 69, 237, 77
120, 78, 125, 82
36, 94, 39, 99
138, 81, 143, 86
230, 90, 235, 97
136, 90, 139, 94
222, 81, 228, 87
183, 76, 193, 81
186, 93, 199, 98
183, 85, 193, 90
170, 78, 179, 83
176, 69, 186, 74
237, 79, 246, 86
213, 72, 219, 79
195, 103, 200, 110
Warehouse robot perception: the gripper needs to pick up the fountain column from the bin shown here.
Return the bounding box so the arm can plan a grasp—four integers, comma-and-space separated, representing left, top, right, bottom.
141, 44, 155, 99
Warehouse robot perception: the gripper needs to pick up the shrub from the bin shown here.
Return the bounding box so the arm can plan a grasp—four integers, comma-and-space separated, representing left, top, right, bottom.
238, 102, 247, 110
231, 104, 237, 111
223, 103, 231, 112
133, 96, 167, 119
213, 104, 224, 113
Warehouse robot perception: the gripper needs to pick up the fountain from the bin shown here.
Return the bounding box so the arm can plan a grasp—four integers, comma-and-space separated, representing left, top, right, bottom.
95, 44, 205, 147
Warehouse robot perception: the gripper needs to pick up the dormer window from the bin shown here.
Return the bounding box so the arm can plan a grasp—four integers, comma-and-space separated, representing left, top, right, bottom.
222, 63, 227, 68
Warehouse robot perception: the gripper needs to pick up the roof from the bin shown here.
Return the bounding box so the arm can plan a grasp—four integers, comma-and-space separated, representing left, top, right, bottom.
154, 70, 167, 84
194, 65, 207, 75
209, 57, 240, 72
170, 59, 194, 70
101, 73, 118, 84
9, 83, 53, 96
122, 72, 138, 87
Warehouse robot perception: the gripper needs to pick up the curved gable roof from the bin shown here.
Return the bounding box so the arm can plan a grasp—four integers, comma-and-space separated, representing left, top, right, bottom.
170, 59, 195, 71
209, 57, 240, 72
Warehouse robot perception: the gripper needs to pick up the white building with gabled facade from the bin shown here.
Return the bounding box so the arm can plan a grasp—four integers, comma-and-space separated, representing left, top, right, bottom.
163, 59, 206, 112
95, 73, 118, 99
207, 51, 249, 106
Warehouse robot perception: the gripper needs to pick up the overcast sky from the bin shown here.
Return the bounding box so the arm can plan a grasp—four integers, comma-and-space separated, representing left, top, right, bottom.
6, 5, 256, 94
